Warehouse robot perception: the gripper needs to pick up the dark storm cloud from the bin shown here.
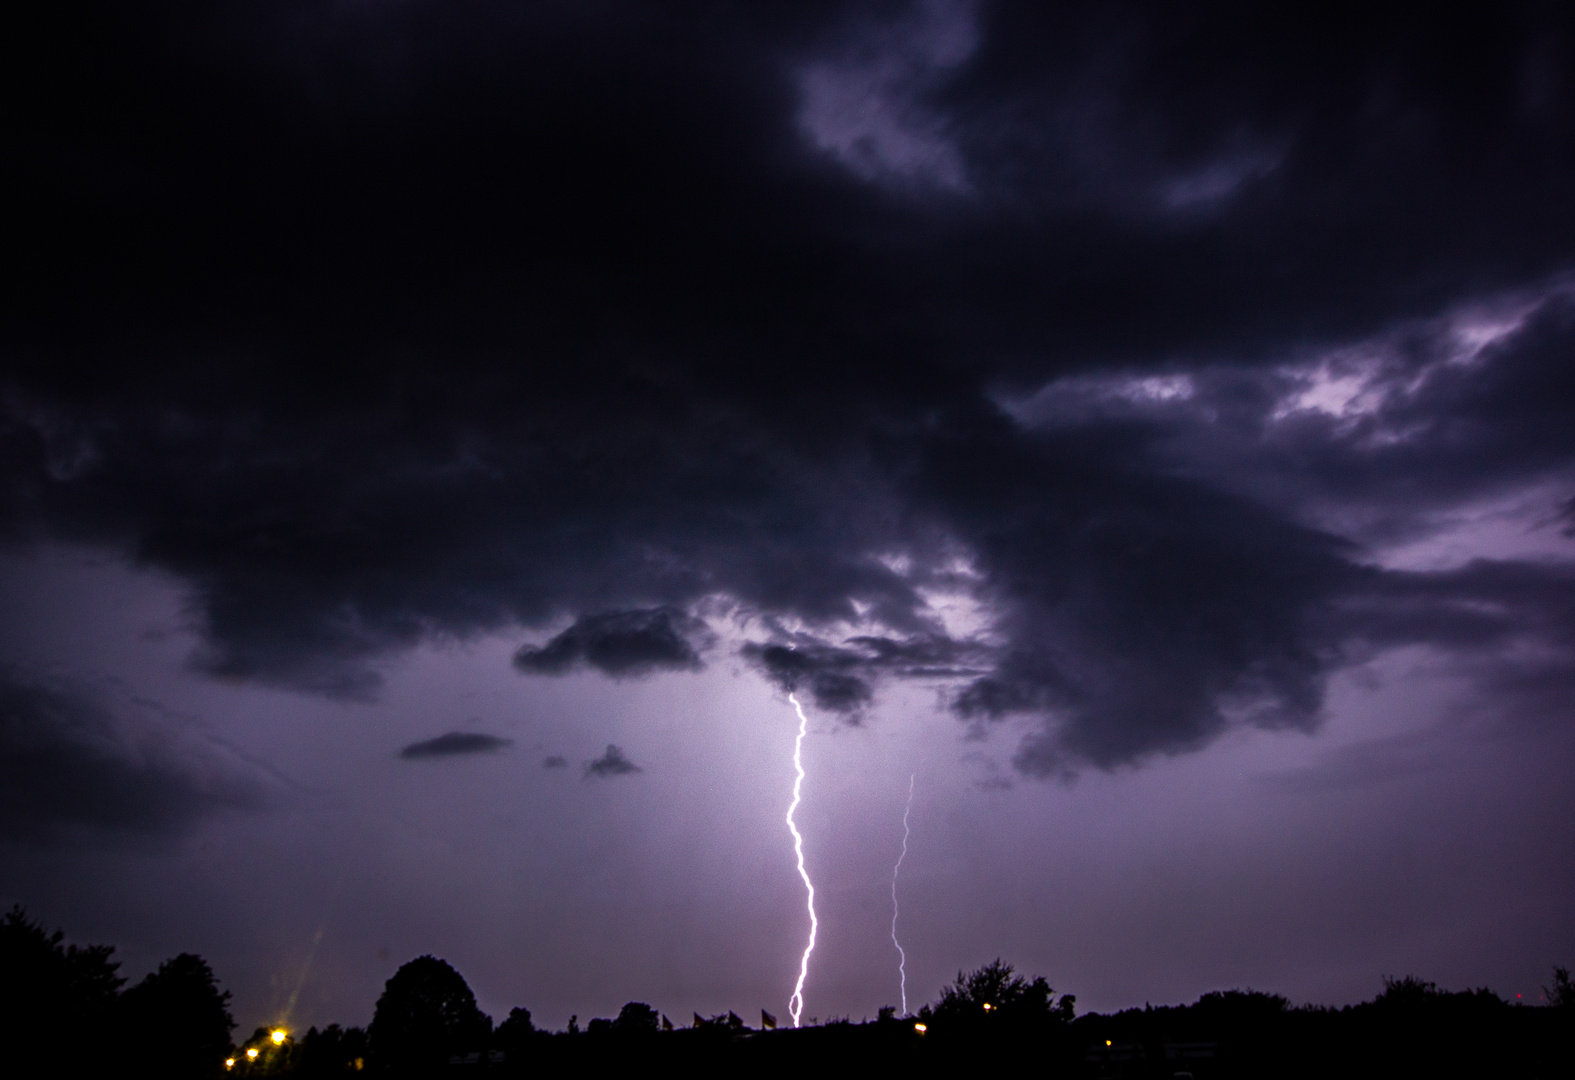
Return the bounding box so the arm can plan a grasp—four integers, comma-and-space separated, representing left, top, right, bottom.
1335, 559, 1575, 667
1005, 284, 1575, 569
0, 672, 259, 841
585, 745, 642, 779
399, 732, 512, 760
932, 438, 1355, 772
748, 640, 874, 715
742, 632, 986, 716
2, 2, 1574, 773
514, 609, 711, 679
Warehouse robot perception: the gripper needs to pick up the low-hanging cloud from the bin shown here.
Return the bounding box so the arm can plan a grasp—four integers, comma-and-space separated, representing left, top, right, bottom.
514, 609, 711, 679
742, 632, 987, 717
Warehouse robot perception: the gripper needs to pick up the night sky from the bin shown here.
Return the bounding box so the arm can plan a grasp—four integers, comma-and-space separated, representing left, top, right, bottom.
3, 1, 1573, 1032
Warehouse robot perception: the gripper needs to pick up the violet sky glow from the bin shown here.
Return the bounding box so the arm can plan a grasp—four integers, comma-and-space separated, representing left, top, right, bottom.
1, 0, 1573, 1034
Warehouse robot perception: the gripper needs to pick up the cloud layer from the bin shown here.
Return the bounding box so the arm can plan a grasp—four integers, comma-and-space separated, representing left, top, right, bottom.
0, 671, 259, 840
1, 1, 1572, 781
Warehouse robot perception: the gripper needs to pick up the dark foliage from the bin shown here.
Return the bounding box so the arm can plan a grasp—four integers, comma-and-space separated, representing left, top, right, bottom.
0, 907, 123, 1070
368, 955, 491, 1074
612, 1001, 660, 1035
924, 958, 1075, 1035
4, 912, 1572, 1079
1543, 966, 1574, 1009
493, 1006, 535, 1056
119, 953, 236, 1079
297, 1024, 367, 1077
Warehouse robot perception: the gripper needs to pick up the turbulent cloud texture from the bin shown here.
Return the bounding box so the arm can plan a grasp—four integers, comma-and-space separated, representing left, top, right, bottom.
2, 1, 1573, 783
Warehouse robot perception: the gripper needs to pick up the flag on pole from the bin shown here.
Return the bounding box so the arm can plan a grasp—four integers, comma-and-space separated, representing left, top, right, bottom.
661, 1014, 673, 1031
761, 1009, 778, 1030
693, 1013, 706, 1029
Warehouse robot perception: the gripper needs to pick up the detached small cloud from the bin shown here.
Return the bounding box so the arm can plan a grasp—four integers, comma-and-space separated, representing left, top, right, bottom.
584, 744, 642, 778
542, 755, 567, 769
399, 732, 512, 759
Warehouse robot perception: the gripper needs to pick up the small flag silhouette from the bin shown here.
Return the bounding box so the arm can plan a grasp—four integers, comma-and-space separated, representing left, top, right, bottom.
761, 1009, 777, 1030
728, 1010, 744, 1029
693, 1013, 706, 1028
661, 1014, 673, 1031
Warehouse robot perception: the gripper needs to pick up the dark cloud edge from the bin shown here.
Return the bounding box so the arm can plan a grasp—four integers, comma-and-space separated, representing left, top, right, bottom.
0, 669, 264, 845
399, 732, 514, 760
584, 744, 642, 778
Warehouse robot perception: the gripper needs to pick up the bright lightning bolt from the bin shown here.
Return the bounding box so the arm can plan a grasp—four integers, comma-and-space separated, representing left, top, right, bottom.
786, 692, 817, 1029
891, 773, 914, 1016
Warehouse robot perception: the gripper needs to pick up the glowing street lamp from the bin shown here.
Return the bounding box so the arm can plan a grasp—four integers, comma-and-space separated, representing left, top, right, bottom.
225, 1059, 235, 1070
913, 1022, 927, 1034
271, 1029, 288, 1045
246, 1048, 259, 1061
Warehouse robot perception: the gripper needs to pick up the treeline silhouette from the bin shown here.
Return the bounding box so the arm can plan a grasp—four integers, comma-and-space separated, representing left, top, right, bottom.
3, 906, 1570, 1078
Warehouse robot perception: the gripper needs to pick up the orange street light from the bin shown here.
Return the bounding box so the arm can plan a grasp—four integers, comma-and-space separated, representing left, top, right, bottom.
913, 1022, 927, 1034
271, 1029, 288, 1045
246, 1048, 259, 1061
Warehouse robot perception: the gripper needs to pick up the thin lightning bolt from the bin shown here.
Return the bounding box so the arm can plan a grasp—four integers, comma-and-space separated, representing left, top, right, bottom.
891, 773, 914, 1016
786, 692, 817, 1029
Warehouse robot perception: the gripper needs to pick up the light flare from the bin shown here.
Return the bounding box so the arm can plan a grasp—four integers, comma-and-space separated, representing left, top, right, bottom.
786, 693, 817, 1028
890, 773, 915, 1015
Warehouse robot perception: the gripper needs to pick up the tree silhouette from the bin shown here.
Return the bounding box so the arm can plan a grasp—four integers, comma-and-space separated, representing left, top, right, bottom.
494, 1006, 535, 1060
0, 906, 123, 1070
297, 1023, 368, 1077
613, 1001, 660, 1034
925, 959, 1074, 1034
1375, 974, 1442, 1009
496, 1006, 534, 1039
1545, 967, 1574, 1009
119, 953, 235, 1079
368, 955, 491, 1073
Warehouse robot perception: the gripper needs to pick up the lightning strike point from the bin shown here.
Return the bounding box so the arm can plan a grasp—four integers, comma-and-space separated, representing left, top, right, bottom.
891, 773, 915, 1016
786, 693, 817, 1029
